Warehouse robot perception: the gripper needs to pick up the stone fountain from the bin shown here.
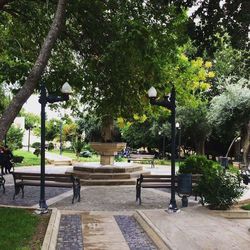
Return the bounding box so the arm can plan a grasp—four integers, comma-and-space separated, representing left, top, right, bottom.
89, 142, 126, 166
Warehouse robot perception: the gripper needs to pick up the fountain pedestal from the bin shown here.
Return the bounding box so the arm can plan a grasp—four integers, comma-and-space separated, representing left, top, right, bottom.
90, 142, 126, 166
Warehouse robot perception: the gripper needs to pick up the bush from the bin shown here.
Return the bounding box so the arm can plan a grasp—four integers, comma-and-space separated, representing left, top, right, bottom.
198, 170, 244, 210
33, 148, 41, 157
179, 155, 244, 210
48, 142, 54, 151
31, 142, 41, 148
6, 126, 23, 150
12, 156, 24, 163
178, 155, 218, 174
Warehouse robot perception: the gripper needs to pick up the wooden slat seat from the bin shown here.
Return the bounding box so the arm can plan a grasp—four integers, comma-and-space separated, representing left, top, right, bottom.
136, 174, 201, 205
128, 154, 155, 168
12, 172, 81, 204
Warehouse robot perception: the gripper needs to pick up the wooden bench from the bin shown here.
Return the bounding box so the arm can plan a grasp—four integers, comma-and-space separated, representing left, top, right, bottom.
136, 174, 202, 205
128, 154, 155, 168
12, 172, 81, 204
0, 174, 5, 193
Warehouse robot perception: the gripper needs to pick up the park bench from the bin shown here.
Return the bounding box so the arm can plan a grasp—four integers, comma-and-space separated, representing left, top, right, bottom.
136, 174, 202, 205
0, 174, 5, 193
128, 154, 155, 168
12, 172, 81, 204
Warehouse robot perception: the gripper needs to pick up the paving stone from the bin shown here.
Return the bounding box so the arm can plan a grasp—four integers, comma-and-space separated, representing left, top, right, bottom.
56, 214, 83, 250
0, 184, 69, 206
114, 215, 157, 250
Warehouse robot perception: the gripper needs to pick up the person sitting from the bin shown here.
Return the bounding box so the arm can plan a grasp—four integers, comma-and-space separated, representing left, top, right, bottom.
3, 146, 13, 174
0, 146, 5, 175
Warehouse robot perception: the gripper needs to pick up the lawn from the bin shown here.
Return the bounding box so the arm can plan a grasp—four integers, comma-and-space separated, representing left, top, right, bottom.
51, 149, 101, 162
0, 207, 49, 250
13, 149, 40, 166
241, 203, 250, 210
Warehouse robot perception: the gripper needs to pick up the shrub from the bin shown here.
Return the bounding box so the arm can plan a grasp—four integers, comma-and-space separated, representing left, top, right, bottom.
178, 155, 218, 174
12, 156, 24, 163
197, 170, 244, 210
31, 142, 41, 148
33, 148, 41, 157
48, 142, 54, 151
6, 126, 23, 150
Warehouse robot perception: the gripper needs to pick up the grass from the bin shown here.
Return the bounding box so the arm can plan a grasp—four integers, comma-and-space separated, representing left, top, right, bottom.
13, 149, 40, 166
0, 208, 41, 250
52, 149, 171, 165
51, 149, 101, 162
241, 203, 250, 210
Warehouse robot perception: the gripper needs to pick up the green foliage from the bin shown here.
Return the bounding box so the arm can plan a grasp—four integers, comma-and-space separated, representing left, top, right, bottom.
31, 142, 41, 148
19, 111, 40, 130
198, 170, 244, 210
208, 78, 250, 137
48, 142, 54, 151
33, 148, 41, 158
12, 155, 24, 163
0, 208, 40, 250
6, 125, 24, 150
14, 150, 41, 166
60, 1, 188, 122
178, 155, 218, 174
241, 203, 250, 211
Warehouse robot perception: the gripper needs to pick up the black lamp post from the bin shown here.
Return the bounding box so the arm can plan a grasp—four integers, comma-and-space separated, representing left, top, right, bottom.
148, 86, 178, 212
59, 121, 63, 155
176, 122, 181, 166
38, 82, 72, 213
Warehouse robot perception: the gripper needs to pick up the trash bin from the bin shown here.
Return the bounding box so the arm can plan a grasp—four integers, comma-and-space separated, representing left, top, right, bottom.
178, 173, 192, 207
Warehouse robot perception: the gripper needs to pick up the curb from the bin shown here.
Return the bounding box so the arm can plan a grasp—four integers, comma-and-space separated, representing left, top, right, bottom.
210, 209, 250, 219
134, 210, 170, 250
42, 208, 61, 250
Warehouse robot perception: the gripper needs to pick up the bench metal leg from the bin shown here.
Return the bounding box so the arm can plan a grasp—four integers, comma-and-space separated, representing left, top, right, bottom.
136, 185, 142, 205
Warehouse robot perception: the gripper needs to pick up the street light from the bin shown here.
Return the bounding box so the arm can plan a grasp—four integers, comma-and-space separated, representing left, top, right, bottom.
38, 82, 72, 213
176, 122, 181, 167
148, 86, 178, 212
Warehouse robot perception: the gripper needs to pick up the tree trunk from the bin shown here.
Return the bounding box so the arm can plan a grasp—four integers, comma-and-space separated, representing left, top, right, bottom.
195, 139, 205, 155
242, 121, 250, 166
0, 0, 67, 142
101, 116, 114, 142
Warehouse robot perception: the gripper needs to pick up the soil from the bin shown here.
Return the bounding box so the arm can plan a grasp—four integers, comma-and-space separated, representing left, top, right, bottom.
27, 209, 51, 250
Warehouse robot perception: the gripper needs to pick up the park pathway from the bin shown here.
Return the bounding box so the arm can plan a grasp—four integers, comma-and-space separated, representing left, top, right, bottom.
56, 211, 157, 250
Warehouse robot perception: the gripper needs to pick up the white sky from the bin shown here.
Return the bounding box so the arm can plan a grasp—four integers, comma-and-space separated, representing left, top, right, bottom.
23, 94, 67, 120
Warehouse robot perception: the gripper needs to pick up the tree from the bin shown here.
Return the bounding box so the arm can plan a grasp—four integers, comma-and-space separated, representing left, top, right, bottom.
177, 101, 211, 155
6, 125, 24, 150
0, 0, 67, 142
208, 79, 250, 165
51, 0, 188, 142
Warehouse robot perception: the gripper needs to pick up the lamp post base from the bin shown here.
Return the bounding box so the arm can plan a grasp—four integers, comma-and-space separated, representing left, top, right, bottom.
167, 202, 180, 213
36, 200, 48, 214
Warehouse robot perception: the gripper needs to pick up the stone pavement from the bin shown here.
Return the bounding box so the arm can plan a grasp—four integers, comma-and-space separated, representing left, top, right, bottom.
1, 165, 250, 249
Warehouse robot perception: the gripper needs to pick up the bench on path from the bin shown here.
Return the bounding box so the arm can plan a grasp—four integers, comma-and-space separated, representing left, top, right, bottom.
0, 174, 5, 193
12, 172, 81, 203
136, 174, 202, 205
128, 154, 155, 168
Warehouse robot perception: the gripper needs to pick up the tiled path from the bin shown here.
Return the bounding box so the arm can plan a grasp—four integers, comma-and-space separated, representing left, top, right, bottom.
56, 212, 158, 250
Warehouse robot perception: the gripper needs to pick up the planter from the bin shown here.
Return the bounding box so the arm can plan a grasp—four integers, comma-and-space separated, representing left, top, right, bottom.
90, 142, 126, 166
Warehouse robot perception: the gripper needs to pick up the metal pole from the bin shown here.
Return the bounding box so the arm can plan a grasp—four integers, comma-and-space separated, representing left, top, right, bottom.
178, 127, 181, 166
28, 128, 31, 152
169, 86, 177, 210
39, 83, 48, 211
163, 135, 166, 159
60, 122, 63, 155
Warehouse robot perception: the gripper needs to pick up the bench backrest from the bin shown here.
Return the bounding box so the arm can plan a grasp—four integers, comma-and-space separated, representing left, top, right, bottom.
139, 174, 201, 183
129, 154, 155, 159
12, 172, 74, 183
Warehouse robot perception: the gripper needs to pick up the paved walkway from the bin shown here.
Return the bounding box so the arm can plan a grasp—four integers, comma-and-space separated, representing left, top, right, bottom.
1, 164, 250, 249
